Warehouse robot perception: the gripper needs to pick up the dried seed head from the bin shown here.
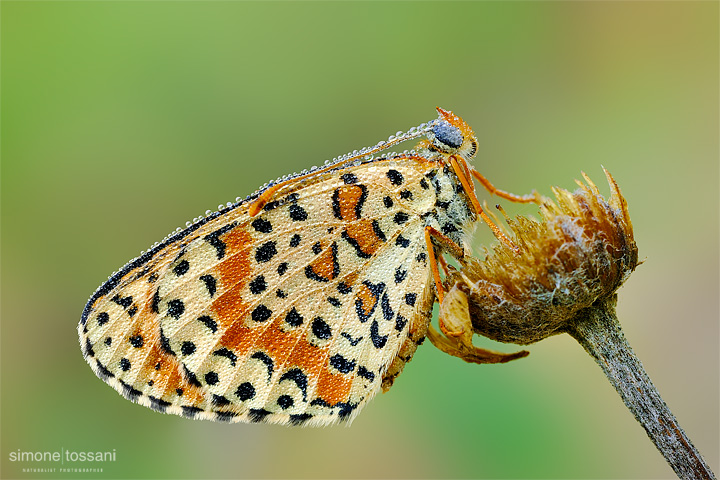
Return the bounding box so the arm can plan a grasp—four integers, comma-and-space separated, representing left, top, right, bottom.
440, 169, 715, 479
448, 168, 638, 345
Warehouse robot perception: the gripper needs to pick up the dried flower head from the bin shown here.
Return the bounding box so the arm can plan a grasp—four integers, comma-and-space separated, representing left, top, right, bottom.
445, 168, 638, 345
436, 169, 714, 480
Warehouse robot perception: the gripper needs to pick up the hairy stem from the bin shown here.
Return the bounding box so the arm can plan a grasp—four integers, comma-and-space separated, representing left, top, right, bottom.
566, 298, 715, 480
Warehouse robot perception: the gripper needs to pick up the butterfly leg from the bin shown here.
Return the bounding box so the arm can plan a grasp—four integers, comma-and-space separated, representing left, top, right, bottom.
470, 167, 541, 204
423, 226, 482, 340
424, 225, 464, 305
448, 156, 520, 254
428, 283, 529, 364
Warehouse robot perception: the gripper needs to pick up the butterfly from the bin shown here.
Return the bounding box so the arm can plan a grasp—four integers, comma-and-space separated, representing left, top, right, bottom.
78, 108, 533, 426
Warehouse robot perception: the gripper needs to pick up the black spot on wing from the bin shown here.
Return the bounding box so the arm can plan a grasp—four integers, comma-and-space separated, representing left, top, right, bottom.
311, 317, 332, 340
197, 315, 217, 333
183, 365, 201, 387
167, 299, 185, 319
148, 396, 171, 413
371, 219, 386, 242
151, 290, 160, 314
205, 371, 219, 386
255, 241, 277, 263
216, 411, 237, 422
205, 222, 238, 259
312, 242, 322, 255
337, 401, 359, 421
341, 173, 358, 184
396, 235, 410, 248
84, 338, 95, 357
393, 212, 409, 225
96, 312, 109, 326
263, 201, 280, 212
251, 351, 274, 381
213, 347, 238, 366
251, 217, 272, 233
381, 293, 394, 321
236, 382, 256, 401
181, 406, 203, 418
277, 395, 294, 409
180, 341, 197, 356
285, 307, 304, 327
251, 304, 272, 322
395, 313, 408, 331
341, 332, 362, 346
331, 189, 343, 220
329, 354, 356, 374
280, 368, 308, 401
290, 413, 313, 425
111, 294, 133, 309
173, 260, 190, 276
357, 366, 375, 381
199, 275, 217, 297
249, 275, 267, 294
249, 408, 271, 423
405, 293, 417, 306
387, 169, 403, 185
370, 320, 388, 349
119, 358, 130, 371
160, 329, 175, 355
341, 230, 371, 259
95, 360, 114, 380
289, 204, 308, 221
212, 394, 231, 407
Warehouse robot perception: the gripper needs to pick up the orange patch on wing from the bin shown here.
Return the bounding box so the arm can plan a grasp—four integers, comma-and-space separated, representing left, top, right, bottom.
204, 225, 261, 357
356, 282, 380, 318
257, 322, 299, 359
216, 314, 261, 357
206, 225, 252, 294
344, 220, 384, 257
131, 311, 204, 403
316, 365, 352, 406
208, 226, 253, 329
335, 185, 366, 221
306, 241, 339, 281
283, 334, 324, 374
210, 282, 246, 331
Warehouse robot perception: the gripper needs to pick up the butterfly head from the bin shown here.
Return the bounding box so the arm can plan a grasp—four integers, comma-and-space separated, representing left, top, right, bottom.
427, 107, 479, 161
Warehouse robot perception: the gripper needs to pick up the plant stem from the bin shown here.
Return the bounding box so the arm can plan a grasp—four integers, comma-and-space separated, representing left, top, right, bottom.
566, 298, 716, 480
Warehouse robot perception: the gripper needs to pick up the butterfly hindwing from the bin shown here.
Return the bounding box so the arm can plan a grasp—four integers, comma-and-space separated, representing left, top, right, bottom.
80, 156, 456, 425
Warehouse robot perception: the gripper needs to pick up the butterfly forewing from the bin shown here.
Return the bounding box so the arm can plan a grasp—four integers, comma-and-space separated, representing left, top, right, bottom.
80, 155, 462, 426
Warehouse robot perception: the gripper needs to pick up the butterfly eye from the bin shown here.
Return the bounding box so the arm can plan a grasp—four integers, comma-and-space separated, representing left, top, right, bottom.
432, 121, 464, 149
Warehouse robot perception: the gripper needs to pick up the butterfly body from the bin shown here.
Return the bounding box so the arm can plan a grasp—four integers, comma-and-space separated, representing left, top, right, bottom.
80, 108, 482, 426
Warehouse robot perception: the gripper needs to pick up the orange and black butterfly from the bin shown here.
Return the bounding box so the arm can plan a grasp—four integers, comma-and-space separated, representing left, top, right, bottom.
79, 108, 532, 426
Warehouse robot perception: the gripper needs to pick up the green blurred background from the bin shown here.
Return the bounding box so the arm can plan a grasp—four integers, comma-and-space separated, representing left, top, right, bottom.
2, 2, 717, 479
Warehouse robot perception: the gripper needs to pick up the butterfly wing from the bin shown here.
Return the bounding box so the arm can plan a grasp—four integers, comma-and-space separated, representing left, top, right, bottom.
79, 156, 441, 426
